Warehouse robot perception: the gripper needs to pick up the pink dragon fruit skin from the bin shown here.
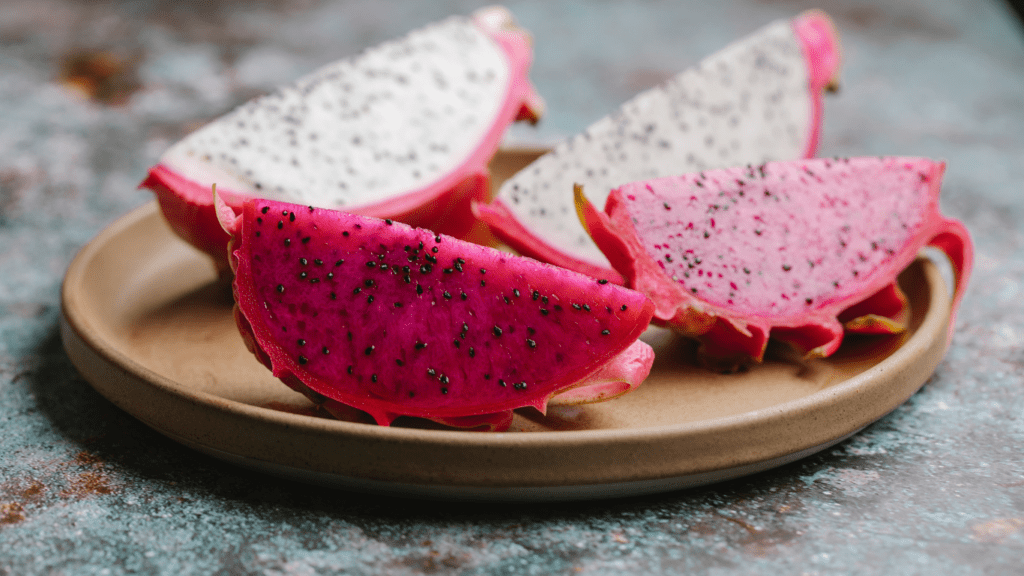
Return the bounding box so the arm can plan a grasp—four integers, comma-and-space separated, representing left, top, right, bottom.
143, 6, 544, 276
216, 194, 656, 431
474, 10, 842, 284
576, 157, 973, 366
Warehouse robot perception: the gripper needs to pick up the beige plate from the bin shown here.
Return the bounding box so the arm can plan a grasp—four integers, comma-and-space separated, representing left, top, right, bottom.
60, 151, 953, 501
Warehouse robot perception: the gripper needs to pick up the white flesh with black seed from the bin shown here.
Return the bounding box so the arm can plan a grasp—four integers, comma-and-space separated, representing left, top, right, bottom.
497, 19, 811, 268
161, 16, 508, 207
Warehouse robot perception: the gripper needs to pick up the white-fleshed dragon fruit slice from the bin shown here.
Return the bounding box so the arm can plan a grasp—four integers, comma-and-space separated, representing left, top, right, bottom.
475, 10, 841, 283
215, 194, 655, 431
143, 6, 544, 274
576, 157, 973, 367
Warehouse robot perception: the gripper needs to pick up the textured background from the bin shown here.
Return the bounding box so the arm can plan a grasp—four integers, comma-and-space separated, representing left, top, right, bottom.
1, 0, 1022, 574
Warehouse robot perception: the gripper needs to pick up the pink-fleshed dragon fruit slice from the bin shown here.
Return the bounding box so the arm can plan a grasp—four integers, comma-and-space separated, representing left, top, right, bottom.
215, 194, 655, 431
475, 10, 841, 283
143, 6, 543, 275
576, 157, 973, 367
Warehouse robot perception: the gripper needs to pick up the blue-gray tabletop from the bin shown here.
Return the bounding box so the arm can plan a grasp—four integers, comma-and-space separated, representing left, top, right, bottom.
1, 0, 1022, 574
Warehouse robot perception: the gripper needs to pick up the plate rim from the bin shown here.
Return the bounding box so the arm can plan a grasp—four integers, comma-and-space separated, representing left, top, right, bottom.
60, 198, 953, 497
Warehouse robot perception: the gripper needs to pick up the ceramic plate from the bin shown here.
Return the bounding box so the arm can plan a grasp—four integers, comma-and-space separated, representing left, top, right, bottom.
60, 150, 953, 501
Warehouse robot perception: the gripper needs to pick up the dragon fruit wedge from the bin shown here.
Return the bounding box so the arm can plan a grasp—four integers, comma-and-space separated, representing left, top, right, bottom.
216, 194, 656, 431
576, 157, 973, 367
474, 10, 841, 283
143, 6, 544, 275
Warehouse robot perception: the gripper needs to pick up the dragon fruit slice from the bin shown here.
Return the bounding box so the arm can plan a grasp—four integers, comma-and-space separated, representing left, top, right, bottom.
475, 10, 841, 282
576, 157, 973, 366
143, 6, 543, 274
216, 194, 655, 431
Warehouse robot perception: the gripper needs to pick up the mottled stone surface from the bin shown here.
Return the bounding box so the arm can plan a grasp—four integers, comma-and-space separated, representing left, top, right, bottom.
1, 0, 1022, 574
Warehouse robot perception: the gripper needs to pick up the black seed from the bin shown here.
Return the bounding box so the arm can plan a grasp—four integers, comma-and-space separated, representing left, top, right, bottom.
327, 273, 334, 280
347, 365, 354, 375
427, 368, 436, 376
434, 234, 441, 243
300, 236, 309, 243
379, 263, 388, 271
284, 238, 291, 247
330, 292, 336, 300
404, 274, 411, 283
598, 279, 609, 285
255, 231, 260, 237
443, 268, 452, 274
298, 339, 306, 346
366, 261, 376, 268
342, 231, 349, 237
439, 375, 449, 385
441, 387, 448, 395
621, 305, 628, 311
480, 280, 486, 287
460, 292, 467, 301
601, 329, 610, 335
513, 289, 520, 298
298, 356, 308, 365
504, 296, 510, 304
364, 279, 374, 287
479, 268, 486, 274
583, 304, 591, 311
261, 206, 270, 214
806, 298, 813, 305
371, 374, 377, 383
493, 326, 502, 337
431, 246, 438, 254
513, 382, 527, 390
541, 296, 549, 304
416, 285, 424, 295
364, 346, 374, 355
276, 284, 285, 293
385, 219, 393, 225
335, 259, 344, 266
498, 379, 507, 387
468, 347, 475, 357
743, 267, 751, 274
394, 302, 402, 308
299, 272, 307, 279
415, 341, 427, 350
782, 264, 792, 272
310, 278, 320, 284
691, 288, 698, 294
367, 295, 374, 303
420, 265, 431, 274
572, 303, 581, 310
289, 213, 295, 222
353, 287, 361, 295
300, 258, 308, 266
532, 290, 540, 300
453, 339, 460, 348
395, 359, 404, 366
278, 221, 284, 229
322, 347, 329, 355
526, 339, 536, 348
540, 308, 548, 315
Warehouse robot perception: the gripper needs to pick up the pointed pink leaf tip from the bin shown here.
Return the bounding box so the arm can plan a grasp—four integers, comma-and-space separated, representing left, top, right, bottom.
793, 10, 842, 91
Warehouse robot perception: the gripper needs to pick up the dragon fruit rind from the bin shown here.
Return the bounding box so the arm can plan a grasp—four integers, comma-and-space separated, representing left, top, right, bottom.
144, 6, 544, 274
577, 157, 973, 366
217, 195, 656, 431
474, 10, 841, 282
